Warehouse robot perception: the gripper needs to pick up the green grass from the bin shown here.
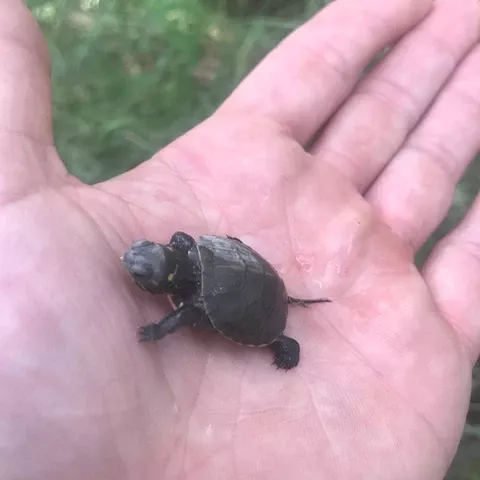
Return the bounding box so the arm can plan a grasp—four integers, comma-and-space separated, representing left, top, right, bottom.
26, 0, 480, 478
28, 0, 327, 183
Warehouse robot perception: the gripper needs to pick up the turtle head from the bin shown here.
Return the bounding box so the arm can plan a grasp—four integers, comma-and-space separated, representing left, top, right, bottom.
121, 239, 195, 294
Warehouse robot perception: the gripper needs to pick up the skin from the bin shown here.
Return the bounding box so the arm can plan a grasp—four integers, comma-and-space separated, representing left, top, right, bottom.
1, 0, 480, 478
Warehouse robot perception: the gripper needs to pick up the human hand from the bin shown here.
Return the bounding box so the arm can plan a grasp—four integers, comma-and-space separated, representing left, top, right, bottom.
1, 0, 480, 479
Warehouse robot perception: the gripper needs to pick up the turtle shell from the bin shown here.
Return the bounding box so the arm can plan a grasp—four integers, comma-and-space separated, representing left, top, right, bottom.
195, 235, 288, 346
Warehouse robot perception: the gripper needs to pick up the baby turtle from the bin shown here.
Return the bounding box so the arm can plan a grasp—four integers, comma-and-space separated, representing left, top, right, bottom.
121, 232, 331, 370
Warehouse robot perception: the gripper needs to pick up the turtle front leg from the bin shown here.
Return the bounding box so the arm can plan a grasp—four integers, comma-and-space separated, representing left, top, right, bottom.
138, 305, 206, 342
288, 296, 331, 307
169, 231, 195, 252
269, 335, 300, 370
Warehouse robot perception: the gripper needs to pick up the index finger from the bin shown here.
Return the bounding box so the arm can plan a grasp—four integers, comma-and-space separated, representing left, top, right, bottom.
218, 0, 433, 145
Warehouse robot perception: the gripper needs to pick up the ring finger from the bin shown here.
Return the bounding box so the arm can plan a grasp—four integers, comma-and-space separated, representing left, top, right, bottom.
310, 0, 479, 193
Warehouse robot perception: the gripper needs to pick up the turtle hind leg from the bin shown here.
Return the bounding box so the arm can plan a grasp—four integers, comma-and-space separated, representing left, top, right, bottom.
288, 296, 331, 308
226, 235, 244, 243
138, 305, 205, 342
269, 335, 300, 370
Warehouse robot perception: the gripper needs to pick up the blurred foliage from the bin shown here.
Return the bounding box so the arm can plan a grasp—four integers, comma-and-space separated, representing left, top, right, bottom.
26, 0, 479, 477
27, 0, 328, 182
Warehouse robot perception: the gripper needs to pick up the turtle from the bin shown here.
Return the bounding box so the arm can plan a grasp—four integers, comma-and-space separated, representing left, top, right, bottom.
121, 232, 331, 370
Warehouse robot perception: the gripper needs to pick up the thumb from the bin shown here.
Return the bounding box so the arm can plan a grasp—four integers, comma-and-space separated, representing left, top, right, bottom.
0, 1, 69, 204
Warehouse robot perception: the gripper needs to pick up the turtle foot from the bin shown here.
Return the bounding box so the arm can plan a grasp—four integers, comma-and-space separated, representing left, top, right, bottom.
138, 324, 166, 342
270, 335, 300, 370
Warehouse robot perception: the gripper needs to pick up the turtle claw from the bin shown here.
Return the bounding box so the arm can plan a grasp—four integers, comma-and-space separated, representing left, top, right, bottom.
273, 358, 295, 371
138, 324, 161, 342
272, 353, 297, 371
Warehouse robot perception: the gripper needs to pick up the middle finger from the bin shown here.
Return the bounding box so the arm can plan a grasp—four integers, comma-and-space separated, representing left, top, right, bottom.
310, 0, 479, 192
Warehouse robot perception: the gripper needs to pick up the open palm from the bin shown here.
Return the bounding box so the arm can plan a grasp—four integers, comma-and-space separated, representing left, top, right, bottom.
2, 0, 480, 479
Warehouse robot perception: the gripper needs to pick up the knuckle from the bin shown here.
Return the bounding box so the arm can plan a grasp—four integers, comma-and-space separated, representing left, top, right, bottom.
357, 76, 418, 126
404, 138, 460, 181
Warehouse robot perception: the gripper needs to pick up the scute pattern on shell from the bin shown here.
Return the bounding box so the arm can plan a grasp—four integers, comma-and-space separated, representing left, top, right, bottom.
196, 235, 288, 346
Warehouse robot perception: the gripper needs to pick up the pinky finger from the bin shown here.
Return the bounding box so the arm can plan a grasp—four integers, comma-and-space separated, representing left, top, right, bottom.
422, 191, 480, 364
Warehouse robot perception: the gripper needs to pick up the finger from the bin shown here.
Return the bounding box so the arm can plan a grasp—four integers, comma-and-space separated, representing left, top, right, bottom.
422, 192, 480, 364
310, 0, 480, 191
0, 1, 51, 141
217, 0, 432, 145
365, 43, 480, 251
0, 2, 67, 203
